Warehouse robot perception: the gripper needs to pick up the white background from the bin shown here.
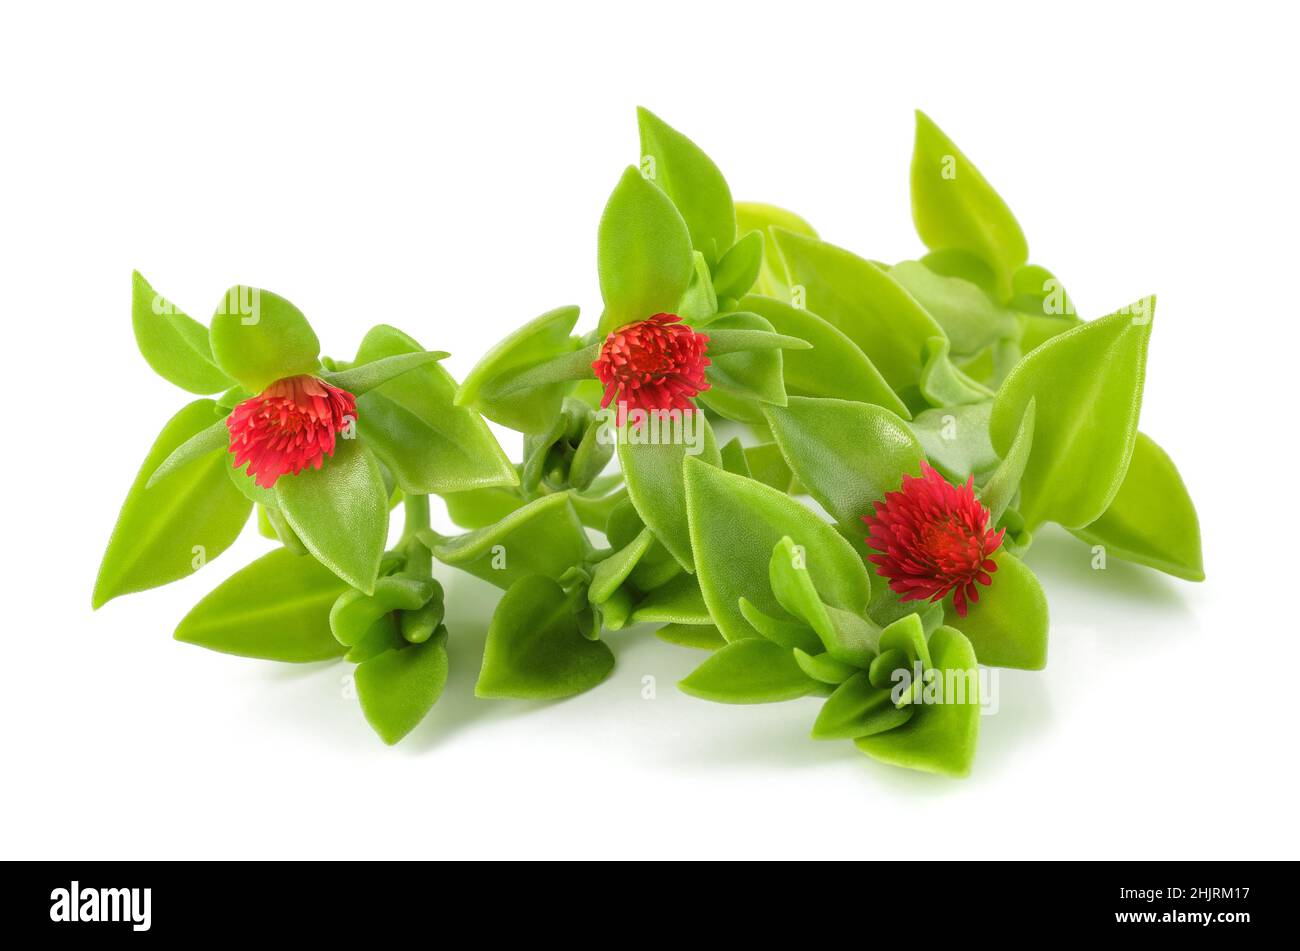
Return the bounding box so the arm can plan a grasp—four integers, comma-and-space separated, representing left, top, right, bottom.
2, 1, 1296, 859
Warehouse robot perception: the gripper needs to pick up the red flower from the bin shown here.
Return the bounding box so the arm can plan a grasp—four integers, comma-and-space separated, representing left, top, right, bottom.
592, 313, 710, 416
863, 462, 1005, 617
228, 375, 357, 488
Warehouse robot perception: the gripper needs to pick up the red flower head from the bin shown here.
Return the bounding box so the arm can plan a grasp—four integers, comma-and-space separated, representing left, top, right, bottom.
863, 462, 1005, 617
592, 313, 710, 416
227, 375, 357, 488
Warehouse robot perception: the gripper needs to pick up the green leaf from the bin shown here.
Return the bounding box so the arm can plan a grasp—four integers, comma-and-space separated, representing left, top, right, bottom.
773, 229, 944, 394
422, 492, 591, 589
769, 536, 877, 666
909, 401, 1000, 483
684, 458, 872, 644
678, 638, 818, 704
174, 547, 348, 662
352, 325, 517, 494
589, 527, 656, 604
701, 311, 790, 407
737, 598, 821, 652
145, 416, 230, 488
655, 623, 726, 650
793, 648, 860, 686
978, 398, 1035, 525
812, 672, 913, 740
743, 443, 797, 493
275, 437, 389, 594
703, 326, 811, 356
910, 111, 1028, 300
618, 414, 720, 570
855, 625, 981, 777
442, 484, 525, 529
989, 300, 1154, 529
734, 202, 817, 298
890, 259, 1020, 356
629, 572, 711, 625
93, 400, 252, 608
918, 336, 994, 408
712, 230, 764, 301
741, 294, 909, 417
637, 107, 736, 268
476, 575, 614, 700
322, 349, 449, 397
597, 166, 695, 336
456, 306, 582, 433
208, 286, 320, 391
1070, 432, 1204, 581
355, 633, 449, 744
945, 552, 1048, 669
131, 271, 232, 394
765, 396, 923, 531
329, 576, 437, 646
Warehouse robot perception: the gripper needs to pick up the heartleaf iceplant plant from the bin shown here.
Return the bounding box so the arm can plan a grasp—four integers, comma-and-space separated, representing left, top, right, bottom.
94, 107, 1202, 775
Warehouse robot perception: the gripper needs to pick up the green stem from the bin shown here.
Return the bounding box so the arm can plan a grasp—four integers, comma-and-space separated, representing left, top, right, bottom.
401, 494, 433, 577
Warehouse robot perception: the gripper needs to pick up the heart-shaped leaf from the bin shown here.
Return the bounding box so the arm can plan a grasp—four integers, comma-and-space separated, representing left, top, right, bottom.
355, 633, 449, 744
174, 547, 348, 662
678, 638, 818, 703
1069, 432, 1204, 581
989, 300, 1154, 529
93, 400, 252, 608
476, 575, 615, 700
131, 271, 232, 394
276, 437, 389, 594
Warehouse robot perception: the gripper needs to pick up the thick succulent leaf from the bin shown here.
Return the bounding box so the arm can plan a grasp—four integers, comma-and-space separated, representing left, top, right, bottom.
684, 458, 872, 644
355, 633, 449, 744
678, 638, 818, 704
352, 325, 517, 494
765, 397, 923, 533
738, 598, 822, 652
712, 230, 764, 301
208, 286, 320, 392
423, 492, 591, 589
910, 401, 999, 483
918, 336, 994, 408
598, 166, 695, 336
329, 577, 437, 647
442, 483, 525, 530
770, 536, 876, 666
174, 547, 347, 661
793, 648, 860, 686
701, 311, 789, 406
989, 301, 1154, 529
618, 414, 720, 571
323, 349, 449, 396
855, 625, 981, 777
476, 575, 614, 700
629, 571, 711, 625
734, 201, 817, 298
146, 416, 230, 488
1070, 432, 1204, 581
978, 398, 1035, 525
812, 672, 913, 740
890, 259, 1020, 356
275, 438, 389, 594
456, 305, 582, 434
637, 107, 735, 268
740, 294, 908, 417
945, 552, 1048, 670
744, 443, 797, 493
93, 400, 252, 608
773, 229, 944, 393
910, 111, 1028, 300
589, 527, 655, 604
655, 623, 726, 650
131, 271, 232, 394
